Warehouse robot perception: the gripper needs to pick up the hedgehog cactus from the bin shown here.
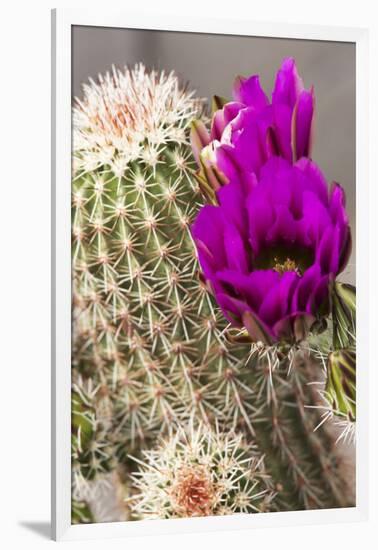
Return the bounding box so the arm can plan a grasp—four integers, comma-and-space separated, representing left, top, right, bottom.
71, 63, 354, 523
72, 64, 259, 515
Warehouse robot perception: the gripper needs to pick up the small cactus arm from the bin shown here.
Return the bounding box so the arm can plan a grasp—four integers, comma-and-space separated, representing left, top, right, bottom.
71, 64, 354, 522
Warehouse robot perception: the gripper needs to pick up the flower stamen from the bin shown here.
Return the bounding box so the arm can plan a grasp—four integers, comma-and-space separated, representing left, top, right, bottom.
273, 257, 301, 275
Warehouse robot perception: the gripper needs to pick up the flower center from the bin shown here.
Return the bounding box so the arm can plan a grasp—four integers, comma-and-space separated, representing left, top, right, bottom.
272, 257, 301, 275
254, 245, 314, 276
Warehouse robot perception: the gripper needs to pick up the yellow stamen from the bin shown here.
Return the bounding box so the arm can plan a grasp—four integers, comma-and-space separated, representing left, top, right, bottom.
273, 257, 300, 275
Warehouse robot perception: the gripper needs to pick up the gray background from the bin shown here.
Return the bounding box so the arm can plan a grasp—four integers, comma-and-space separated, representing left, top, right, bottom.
72, 26, 356, 284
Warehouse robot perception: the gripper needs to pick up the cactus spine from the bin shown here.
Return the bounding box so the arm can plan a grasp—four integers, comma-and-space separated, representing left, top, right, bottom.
71, 64, 354, 523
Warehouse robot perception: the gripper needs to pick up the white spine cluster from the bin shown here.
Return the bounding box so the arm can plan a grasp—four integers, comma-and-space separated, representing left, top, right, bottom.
128, 423, 274, 519
73, 63, 203, 176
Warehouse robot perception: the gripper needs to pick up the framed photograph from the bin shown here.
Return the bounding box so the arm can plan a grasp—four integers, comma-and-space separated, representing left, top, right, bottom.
51, 8, 369, 541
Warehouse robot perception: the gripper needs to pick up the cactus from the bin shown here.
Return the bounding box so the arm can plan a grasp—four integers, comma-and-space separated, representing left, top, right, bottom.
71, 63, 354, 523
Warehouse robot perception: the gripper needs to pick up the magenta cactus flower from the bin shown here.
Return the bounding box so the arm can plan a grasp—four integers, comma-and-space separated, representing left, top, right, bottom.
191, 58, 315, 203
191, 157, 351, 344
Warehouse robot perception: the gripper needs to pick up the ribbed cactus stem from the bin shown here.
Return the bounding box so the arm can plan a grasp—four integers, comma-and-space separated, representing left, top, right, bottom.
241, 349, 353, 510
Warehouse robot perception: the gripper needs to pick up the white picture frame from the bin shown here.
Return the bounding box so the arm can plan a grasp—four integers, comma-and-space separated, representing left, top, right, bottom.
51, 8, 370, 541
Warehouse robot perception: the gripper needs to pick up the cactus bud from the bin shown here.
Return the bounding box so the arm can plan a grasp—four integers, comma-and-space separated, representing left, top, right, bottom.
332, 282, 356, 349
326, 349, 356, 421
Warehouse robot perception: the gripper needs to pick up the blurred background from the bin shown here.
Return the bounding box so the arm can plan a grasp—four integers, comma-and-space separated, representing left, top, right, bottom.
72, 26, 356, 284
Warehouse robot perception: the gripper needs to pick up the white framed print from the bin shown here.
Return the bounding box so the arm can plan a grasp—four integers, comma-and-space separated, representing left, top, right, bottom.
51, 8, 369, 541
